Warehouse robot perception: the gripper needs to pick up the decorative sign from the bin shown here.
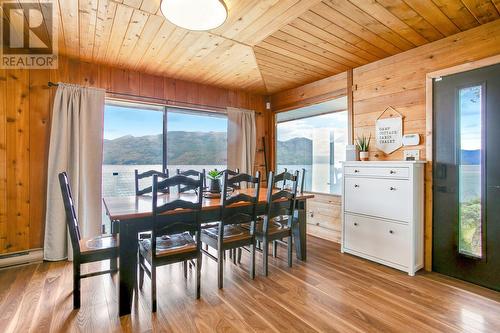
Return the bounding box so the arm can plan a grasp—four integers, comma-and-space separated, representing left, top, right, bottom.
375, 107, 403, 154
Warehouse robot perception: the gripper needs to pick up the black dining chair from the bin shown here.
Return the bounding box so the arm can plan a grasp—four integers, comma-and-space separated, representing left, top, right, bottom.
58, 172, 119, 309
270, 168, 305, 257
257, 170, 299, 275
138, 173, 203, 312
217, 168, 240, 189
201, 171, 260, 289
135, 169, 169, 195
176, 169, 206, 192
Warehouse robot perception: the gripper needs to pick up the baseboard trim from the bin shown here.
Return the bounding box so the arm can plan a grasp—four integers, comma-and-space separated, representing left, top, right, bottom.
0, 249, 43, 269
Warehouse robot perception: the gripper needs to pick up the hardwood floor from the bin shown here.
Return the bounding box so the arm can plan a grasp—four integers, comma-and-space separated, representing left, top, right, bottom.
1, 236, 499, 332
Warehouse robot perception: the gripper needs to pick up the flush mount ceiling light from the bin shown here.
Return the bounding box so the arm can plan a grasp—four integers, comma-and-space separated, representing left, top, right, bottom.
161, 0, 228, 31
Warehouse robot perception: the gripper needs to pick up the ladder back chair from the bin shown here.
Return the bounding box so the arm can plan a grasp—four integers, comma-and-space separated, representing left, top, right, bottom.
135, 169, 169, 195
58, 172, 118, 309
176, 169, 206, 192
270, 168, 305, 256
217, 168, 240, 189
138, 173, 204, 312
201, 171, 261, 289
259, 170, 299, 275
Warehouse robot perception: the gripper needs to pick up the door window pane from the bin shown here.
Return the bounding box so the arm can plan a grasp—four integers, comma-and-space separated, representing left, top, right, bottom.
276, 111, 347, 195
458, 85, 482, 258
166, 108, 227, 174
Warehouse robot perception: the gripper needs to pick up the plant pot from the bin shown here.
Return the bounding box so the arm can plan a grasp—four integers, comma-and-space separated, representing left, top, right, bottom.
209, 178, 221, 193
359, 151, 369, 161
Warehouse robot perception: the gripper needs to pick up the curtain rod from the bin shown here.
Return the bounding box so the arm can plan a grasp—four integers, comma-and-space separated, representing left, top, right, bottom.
47, 81, 262, 115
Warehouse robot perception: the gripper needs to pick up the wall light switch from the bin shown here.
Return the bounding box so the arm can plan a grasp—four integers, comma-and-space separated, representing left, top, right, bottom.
404, 149, 420, 161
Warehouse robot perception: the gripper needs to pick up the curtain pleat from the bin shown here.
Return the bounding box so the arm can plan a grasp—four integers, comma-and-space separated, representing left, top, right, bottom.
227, 107, 256, 176
44, 83, 105, 261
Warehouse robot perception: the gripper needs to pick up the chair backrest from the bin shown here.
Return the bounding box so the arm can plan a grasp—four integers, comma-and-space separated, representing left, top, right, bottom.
176, 169, 206, 192
265, 170, 299, 229
276, 168, 305, 193
218, 168, 240, 189
151, 174, 204, 259
220, 171, 261, 229
135, 169, 169, 195
58, 172, 81, 256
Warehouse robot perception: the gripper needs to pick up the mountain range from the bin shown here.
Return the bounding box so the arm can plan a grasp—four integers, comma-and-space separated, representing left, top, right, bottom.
103, 132, 314, 165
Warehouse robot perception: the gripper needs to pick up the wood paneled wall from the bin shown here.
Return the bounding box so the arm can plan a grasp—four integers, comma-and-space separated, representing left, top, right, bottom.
270, 19, 500, 269
0, 57, 268, 255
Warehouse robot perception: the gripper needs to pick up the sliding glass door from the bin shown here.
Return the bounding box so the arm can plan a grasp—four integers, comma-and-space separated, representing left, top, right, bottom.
102, 100, 164, 198
166, 107, 227, 174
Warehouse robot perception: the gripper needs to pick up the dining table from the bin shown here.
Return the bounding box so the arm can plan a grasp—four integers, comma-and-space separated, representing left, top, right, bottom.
103, 188, 314, 316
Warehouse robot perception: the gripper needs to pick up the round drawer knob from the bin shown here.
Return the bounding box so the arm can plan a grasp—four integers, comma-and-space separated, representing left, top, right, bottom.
389, 230, 394, 234
390, 170, 396, 174
354, 184, 360, 188
390, 186, 396, 191
354, 169, 359, 173
354, 222, 358, 226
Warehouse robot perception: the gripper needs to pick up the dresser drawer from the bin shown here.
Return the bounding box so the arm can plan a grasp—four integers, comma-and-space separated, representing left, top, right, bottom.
344, 214, 409, 267
344, 177, 411, 222
344, 166, 409, 179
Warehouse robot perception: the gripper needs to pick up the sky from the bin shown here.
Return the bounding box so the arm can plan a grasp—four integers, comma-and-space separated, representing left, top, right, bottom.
460, 85, 482, 151
103, 105, 227, 140
276, 111, 348, 142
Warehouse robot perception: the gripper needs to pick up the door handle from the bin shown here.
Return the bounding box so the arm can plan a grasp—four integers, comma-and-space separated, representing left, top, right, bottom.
488, 185, 500, 190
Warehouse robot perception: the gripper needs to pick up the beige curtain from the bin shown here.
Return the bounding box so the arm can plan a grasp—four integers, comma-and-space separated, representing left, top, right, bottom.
44, 83, 105, 261
227, 107, 256, 175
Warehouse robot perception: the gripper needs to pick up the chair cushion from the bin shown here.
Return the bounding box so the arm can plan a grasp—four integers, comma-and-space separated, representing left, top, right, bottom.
201, 225, 251, 242
139, 232, 196, 263
80, 235, 118, 255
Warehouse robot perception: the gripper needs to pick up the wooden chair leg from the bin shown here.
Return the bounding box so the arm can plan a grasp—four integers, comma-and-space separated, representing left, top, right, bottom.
151, 265, 157, 312
272, 240, 278, 257
73, 261, 81, 309
262, 239, 269, 276
218, 248, 224, 289
232, 248, 237, 265
196, 253, 201, 299
250, 243, 256, 279
287, 235, 293, 268
237, 248, 242, 264
229, 249, 233, 259
183, 260, 188, 278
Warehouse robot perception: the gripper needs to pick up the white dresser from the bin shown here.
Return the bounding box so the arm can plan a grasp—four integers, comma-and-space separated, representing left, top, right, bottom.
341, 161, 425, 275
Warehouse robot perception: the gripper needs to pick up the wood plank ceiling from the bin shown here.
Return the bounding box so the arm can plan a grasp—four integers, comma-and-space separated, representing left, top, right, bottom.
33, 0, 500, 94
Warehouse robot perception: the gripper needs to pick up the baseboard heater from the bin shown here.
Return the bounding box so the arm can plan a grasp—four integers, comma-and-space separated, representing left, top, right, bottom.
0, 249, 43, 269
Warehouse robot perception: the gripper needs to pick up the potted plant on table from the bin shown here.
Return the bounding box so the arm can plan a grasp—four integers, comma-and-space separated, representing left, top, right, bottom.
356, 134, 371, 161
207, 169, 222, 194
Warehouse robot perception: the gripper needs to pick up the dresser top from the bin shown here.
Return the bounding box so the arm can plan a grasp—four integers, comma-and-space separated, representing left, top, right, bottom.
342, 160, 426, 166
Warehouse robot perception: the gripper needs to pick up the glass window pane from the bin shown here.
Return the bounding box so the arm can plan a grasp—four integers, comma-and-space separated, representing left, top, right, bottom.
102, 102, 164, 198
458, 85, 482, 258
276, 111, 347, 195
166, 108, 227, 174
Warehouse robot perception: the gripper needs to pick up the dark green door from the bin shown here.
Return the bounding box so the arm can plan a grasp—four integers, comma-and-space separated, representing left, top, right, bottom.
433, 63, 500, 291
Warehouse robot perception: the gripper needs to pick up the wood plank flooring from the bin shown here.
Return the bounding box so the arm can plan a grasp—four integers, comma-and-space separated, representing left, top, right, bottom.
1, 236, 499, 332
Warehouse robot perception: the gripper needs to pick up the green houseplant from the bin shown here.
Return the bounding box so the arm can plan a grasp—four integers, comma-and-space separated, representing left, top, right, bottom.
356, 134, 371, 161
207, 169, 222, 193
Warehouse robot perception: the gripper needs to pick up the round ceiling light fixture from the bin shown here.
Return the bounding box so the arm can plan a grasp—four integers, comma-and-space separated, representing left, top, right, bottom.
160, 0, 228, 31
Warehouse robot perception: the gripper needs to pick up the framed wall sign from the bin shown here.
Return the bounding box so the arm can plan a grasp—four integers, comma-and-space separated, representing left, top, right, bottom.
375, 107, 403, 154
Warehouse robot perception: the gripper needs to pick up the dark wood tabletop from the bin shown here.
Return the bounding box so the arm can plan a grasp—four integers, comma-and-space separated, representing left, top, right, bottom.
103, 188, 315, 221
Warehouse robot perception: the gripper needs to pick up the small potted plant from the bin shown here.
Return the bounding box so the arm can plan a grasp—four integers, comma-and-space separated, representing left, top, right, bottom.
207, 169, 222, 193
356, 134, 371, 161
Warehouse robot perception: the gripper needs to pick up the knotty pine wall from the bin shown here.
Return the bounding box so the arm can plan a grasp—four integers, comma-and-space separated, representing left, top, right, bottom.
271, 20, 500, 270
0, 56, 268, 255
